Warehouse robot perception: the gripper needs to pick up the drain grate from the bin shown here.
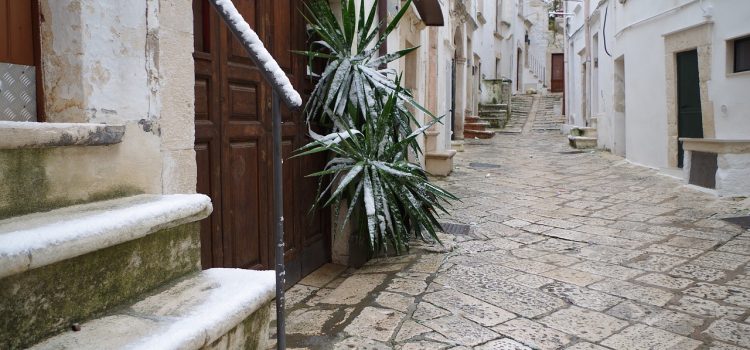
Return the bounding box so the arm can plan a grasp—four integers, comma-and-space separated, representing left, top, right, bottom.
558, 150, 585, 154
469, 162, 501, 169
722, 216, 750, 229
440, 222, 472, 235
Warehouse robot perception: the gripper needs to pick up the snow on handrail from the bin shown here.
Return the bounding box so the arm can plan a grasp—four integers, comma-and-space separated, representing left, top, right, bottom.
208, 0, 303, 109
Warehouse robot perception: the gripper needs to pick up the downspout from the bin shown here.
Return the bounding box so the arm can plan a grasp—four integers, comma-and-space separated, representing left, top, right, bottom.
562, 0, 567, 118
583, 0, 591, 126
378, 0, 388, 58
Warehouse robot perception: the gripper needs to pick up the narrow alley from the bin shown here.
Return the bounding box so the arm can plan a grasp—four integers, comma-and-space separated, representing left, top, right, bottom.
279, 97, 750, 350
3, 1, 749, 349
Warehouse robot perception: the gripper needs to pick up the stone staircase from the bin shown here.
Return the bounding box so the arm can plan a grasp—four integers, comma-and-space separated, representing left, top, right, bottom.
568, 119, 598, 149
478, 103, 509, 129
532, 94, 565, 132
0, 124, 275, 350
497, 95, 534, 133
464, 115, 495, 139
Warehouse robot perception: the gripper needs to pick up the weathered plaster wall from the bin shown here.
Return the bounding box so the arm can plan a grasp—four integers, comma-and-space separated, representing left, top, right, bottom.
155, 0, 198, 194
0, 123, 162, 219
24, 0, 197, 211
476, 0, 501, 80
716, 154, 750, 197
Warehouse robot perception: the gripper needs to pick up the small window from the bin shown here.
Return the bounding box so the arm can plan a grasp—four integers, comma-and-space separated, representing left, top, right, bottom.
733, 36, 750, 73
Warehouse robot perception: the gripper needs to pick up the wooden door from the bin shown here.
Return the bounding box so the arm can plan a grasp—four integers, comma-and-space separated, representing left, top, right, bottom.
551, 53, 564, 93
0, 0, 43, 121
193, 0, 330, 285
676, 50, 703, 168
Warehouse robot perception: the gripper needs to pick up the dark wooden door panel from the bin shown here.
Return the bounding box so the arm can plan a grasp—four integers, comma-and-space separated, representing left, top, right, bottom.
194, 0, 330, 285
225, 141, 265, 269
0, 0, 34, 65
551, 53, 564, 93
676, 50, 703, 168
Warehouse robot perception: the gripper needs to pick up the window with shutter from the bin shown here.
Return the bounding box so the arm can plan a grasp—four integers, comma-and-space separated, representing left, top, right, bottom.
733, 36, 750, 73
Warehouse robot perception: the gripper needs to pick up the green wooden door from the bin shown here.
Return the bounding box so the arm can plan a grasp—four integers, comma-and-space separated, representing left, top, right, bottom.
676, 50, 703, 168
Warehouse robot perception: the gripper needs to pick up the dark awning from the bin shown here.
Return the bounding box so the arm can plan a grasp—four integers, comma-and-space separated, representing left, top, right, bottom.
413, 0, 444, 26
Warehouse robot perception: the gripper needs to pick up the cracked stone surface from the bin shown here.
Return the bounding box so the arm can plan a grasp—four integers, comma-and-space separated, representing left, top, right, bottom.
276, 124, 750, 349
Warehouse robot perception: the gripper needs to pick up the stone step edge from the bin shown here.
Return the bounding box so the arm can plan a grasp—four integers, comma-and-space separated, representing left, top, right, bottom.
0, 194, 212, 279
567, 135, 597, 141
30, 269, 275, 350
426, 150, 458, 160
0, 121, 125, 149
465, 130, 496, 139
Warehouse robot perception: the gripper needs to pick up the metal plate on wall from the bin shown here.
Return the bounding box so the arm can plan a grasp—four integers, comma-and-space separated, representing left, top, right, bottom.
0, 62, 37, 122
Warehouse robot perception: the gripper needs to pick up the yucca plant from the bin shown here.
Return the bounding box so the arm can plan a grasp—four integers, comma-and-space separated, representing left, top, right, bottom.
297, 83, 457, 254
296, 0, 458, 254
298, 0, 433, 149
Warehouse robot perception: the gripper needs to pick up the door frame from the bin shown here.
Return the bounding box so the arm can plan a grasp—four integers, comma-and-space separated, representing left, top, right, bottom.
664, 23, 714, 168
193, 0, 331, 285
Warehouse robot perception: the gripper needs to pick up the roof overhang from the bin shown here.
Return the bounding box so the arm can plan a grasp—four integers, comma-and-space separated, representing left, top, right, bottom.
413, 0, 444, 26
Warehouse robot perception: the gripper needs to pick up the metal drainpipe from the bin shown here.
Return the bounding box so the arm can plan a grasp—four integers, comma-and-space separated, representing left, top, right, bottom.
272, 90, 286, 350
583, 0, 591, 126
451, 59, 457, 140
378, 0, 388, 58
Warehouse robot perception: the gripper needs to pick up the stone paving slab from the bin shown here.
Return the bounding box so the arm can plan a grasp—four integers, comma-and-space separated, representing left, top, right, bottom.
278, 130, 750, 349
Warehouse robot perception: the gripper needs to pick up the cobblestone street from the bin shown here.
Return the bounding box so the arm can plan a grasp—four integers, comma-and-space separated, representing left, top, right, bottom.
278, 103, 750, 349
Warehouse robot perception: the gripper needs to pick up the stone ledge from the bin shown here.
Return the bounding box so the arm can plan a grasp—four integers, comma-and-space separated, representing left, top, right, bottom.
0, 121, 125, 149
0, 194, 212, 279
680, 138, 750, 154
426, 150, 458, 160
30, 269, 275, 350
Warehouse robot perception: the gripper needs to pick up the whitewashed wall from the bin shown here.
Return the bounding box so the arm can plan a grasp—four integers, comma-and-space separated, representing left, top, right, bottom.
566, 0, 750, 172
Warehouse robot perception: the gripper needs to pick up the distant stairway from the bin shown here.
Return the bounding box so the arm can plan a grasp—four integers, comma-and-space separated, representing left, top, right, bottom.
464, 115, 495, 139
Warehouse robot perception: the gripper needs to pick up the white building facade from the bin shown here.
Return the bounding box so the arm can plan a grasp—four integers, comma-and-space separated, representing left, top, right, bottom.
564, 0, 750, 196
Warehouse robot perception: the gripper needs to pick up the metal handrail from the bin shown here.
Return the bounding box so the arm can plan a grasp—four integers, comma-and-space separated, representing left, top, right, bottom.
210, 0, 302, 109
207, 1, 298, 349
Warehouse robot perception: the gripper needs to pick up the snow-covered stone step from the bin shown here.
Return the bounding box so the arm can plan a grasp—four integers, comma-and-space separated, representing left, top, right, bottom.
465, 121, 491, 131
0, 194, 213, 349
0, 194, 212, 279
568, 135, 597, 149
465, 129, 495, 139
571, 126, 598, 138
30, 269, 275, 350
479, 116, 507, 128
479, 103, 509, 110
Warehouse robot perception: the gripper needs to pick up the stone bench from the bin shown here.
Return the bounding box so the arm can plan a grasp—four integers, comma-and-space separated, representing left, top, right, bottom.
680, 138, 750, 197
